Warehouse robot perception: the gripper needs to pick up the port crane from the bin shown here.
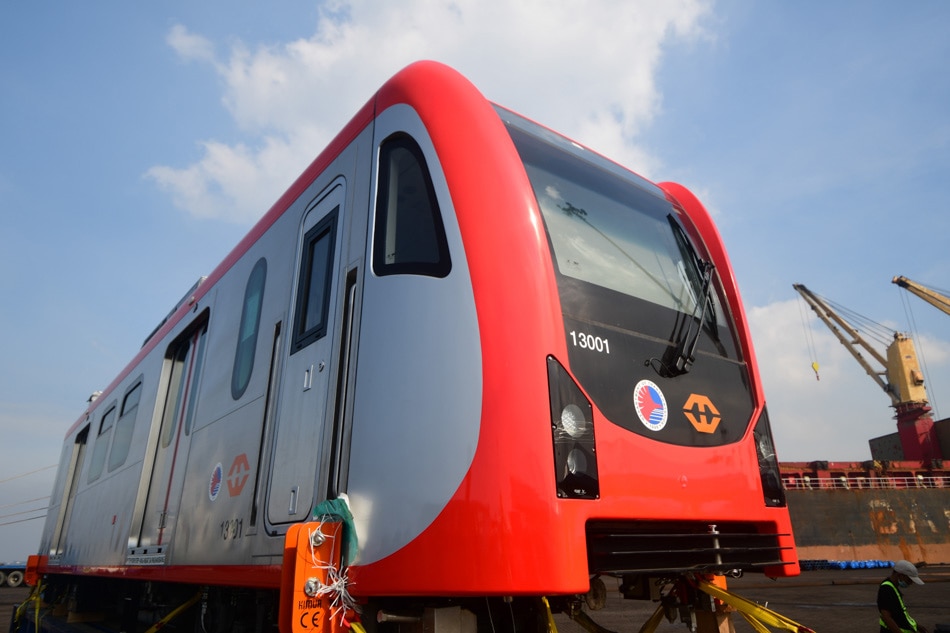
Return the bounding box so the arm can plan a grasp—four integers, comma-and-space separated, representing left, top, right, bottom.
793, 283, 942, 461
892, 275, 950, 317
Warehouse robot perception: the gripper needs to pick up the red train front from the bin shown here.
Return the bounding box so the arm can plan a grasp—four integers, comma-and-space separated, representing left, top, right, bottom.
19, 61, 796, 633
345, 62, 797, 596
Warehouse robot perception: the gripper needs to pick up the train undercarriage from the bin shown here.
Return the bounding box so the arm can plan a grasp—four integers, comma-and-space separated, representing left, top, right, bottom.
12, 521, 808, 633
11, 573, 752, 633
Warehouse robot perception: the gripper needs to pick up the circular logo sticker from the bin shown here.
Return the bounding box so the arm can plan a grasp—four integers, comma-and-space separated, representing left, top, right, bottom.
209, 463, 223, 501
634, 379, 668, 431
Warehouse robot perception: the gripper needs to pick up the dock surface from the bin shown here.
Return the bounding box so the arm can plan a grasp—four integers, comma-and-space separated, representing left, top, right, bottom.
3, 566, 949, 632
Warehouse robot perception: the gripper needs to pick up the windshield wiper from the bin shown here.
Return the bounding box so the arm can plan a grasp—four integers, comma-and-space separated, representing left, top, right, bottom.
672, 259, 714, 374
647, 215, 716, 378
647, 259, 714, 378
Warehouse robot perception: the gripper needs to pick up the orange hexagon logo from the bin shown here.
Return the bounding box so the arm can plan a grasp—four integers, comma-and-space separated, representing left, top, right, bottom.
683, 394, 721, 434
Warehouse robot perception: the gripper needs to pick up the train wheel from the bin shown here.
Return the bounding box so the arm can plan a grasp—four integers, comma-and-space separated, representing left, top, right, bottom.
7, 570, 23, 587
0, 571, 5, 586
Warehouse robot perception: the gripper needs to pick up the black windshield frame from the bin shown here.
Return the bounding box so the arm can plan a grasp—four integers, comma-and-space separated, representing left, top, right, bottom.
498, 107, 755, 446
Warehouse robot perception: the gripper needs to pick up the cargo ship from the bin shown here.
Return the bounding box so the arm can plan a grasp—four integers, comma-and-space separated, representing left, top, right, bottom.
780, 418, 950, 564
788, 282, 950, 564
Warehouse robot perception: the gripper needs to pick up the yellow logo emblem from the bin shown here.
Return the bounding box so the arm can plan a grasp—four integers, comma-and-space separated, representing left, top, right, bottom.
683, 394, 721, 434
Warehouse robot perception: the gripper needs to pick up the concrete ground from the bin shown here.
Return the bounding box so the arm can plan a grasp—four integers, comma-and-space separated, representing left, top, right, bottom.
553, 564, 950, 632
3, 566, 949, 632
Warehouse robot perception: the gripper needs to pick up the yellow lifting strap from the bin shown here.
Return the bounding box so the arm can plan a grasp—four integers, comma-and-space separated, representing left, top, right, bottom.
636, 604, 666, 633
541, 597, 559, 633
695, 579, 816, 633
143, 591, 203, 633
13, 578, 43, 633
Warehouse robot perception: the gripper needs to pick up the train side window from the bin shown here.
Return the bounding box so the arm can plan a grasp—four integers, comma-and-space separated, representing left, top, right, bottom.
373, 134, 451, 278
87, 403, 116, 483
292, 211, 337, 352
232, 258, 267, 399
108, 379, 142, 471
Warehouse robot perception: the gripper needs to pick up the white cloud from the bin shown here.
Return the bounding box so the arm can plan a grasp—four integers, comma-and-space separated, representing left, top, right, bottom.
147, 132, 321, 221
167, 24, 216, 65
147, 0, 712, 223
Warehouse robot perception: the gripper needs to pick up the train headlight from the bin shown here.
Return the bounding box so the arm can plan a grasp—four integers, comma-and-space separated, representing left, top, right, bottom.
560, 403, 588, 438
753, 407, 786, 507
548, 356, 599, 499
566, 447, 588, 474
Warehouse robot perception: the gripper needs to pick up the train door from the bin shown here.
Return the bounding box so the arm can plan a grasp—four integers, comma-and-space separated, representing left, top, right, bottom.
48, 425, 89, 558
135, 320, 208, 552
267, 181, 345, 525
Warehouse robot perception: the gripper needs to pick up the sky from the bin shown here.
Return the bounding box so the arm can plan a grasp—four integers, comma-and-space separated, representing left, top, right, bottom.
2, 1, 949, 562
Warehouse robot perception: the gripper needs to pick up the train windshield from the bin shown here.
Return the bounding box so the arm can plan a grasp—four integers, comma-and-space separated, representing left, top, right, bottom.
498, 108, 729, 337
520, 151, 713, 320
499, 107, 750, 446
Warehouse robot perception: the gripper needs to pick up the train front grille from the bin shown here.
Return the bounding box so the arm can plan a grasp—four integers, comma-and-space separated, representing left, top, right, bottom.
586, 520, 793, 575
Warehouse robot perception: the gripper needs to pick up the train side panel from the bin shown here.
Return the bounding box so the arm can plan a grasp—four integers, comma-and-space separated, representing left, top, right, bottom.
346, 103, 482, 566
36, 112, 375, 578
348, 62, 575, 595
40, 350, 168, 567
169, 134, 368, 566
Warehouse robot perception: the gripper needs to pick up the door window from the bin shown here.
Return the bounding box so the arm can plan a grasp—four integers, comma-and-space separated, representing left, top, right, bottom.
109, 380, 142, 471
292, 211, 338, 352
232, 258, 267, 399
373, 134, 450, 278
87, 404, 116, 483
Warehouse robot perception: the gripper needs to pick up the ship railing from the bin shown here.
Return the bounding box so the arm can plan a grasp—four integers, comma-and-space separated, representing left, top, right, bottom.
782, 474, 948, 490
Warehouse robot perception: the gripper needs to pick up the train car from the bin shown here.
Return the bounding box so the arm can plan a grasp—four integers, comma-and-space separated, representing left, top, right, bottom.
16, 61, 797, 633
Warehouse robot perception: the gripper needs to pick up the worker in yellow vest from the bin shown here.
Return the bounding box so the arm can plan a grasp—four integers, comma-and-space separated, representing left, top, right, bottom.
878, 560, 927, 633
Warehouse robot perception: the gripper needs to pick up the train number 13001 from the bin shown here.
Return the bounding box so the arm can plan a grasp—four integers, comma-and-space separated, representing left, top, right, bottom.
569, 331, 610, 354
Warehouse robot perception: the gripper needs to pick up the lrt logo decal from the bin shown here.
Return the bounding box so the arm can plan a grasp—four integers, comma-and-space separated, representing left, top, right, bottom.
209, 463, 223, 501
683, 394, 721, 434
633, 380, 668, 431
227, 453, 251, 497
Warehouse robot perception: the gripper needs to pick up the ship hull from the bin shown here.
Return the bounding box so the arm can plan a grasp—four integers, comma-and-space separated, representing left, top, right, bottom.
782, 461, 950, 563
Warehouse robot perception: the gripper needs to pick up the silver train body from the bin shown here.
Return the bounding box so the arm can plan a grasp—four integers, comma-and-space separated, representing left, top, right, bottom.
41, 90, 479, 580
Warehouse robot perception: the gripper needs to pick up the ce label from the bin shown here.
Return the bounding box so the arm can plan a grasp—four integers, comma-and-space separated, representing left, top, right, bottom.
298, 611, 323, 629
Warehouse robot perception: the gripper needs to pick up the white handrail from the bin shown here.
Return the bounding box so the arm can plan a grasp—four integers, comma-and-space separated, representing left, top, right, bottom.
781, 475, 947, 490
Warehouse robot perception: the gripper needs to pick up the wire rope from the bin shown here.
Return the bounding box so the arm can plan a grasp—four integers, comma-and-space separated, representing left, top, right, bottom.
0, 505, 48, 521
915, 279, 950, 297
0, 466, 55, 530
0, 513, 46, 527
0, 496, 49, 510
814, 290, 895, 347
0, 464, 57, 486
797, 294, 821, 380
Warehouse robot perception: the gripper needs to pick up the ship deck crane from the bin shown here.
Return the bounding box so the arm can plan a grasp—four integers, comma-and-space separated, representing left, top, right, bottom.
793, 283, 942, 461
892, 275, 950, 317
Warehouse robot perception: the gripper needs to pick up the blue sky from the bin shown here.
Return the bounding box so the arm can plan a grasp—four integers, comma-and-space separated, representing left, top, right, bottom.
2, 1, 949, 561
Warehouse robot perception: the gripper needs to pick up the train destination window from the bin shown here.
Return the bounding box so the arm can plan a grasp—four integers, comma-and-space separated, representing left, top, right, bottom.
108, 380, 142, 471
232, 258, 267, 399
87, 404, 116, 483
373, 134, 450, 278
293, 212, 337, 352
